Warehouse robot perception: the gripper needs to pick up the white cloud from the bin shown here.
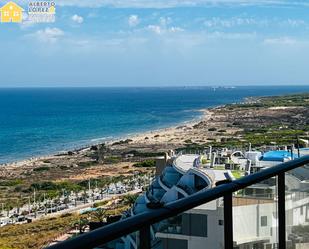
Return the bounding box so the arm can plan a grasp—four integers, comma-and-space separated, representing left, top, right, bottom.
263, 37, 298, 45
201, 16, 309, 31
145, 16, 183, 34
128, 15, 140, 27
147, 25, 162, 34
29, 27, 65, 43
208, 31, 256, 39
71, 14, 84, 24
169, 26, 184, 32
203, 17, 268, 28
146, 24, 184, 34
285, 19, 305, 27
159, 17, 172, 26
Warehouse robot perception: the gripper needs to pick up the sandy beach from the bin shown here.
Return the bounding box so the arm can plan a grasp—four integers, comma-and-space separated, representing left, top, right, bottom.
0, 107, 225, 181
0, 108, 228, 172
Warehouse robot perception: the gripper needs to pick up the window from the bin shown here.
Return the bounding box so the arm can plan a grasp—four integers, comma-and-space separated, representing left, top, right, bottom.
301, 206, 304, 215
14, 12, 19, 17
4, 11, 9, 16
218, 220, 224, 226
253, 244, 264, 249
182, 213, 207, 237
261, 216, 267, 227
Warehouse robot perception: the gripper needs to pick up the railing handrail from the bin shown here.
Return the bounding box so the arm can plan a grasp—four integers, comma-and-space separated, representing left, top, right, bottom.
47, 155, 309, 249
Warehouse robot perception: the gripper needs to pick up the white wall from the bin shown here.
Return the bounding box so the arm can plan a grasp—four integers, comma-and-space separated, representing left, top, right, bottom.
233, 203, 277, 246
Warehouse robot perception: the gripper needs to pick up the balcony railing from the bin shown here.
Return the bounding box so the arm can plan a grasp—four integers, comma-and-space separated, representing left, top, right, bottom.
47, 155, 309, 249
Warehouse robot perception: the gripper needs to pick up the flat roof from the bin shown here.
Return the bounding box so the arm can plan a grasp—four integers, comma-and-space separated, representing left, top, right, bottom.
174, 154, 199, 172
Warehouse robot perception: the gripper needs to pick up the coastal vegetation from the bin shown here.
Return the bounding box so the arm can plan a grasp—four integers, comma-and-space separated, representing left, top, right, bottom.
0, 213, 80, 249
0, 179, 23, 187
203, 93, 309, 148
78, 161, 98, 168
133, 160, 156, 168
121, 194, 139, 206
231, 170, 244, 179
33, 166, 50, 172
125, 150, 164, 158
232, 93, 309, 108
0, 173, 151, 212
0, 194, 134, 249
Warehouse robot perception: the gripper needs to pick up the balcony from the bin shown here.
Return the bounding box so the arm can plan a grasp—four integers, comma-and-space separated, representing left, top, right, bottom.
47, 155, 309, 249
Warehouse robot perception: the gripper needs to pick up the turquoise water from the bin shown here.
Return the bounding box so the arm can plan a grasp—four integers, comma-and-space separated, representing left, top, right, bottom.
262, 151, 298, 161
0, 86, 308, 164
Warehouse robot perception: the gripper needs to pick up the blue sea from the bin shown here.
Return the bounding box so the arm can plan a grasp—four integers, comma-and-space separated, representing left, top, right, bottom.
0, 86, 308, 164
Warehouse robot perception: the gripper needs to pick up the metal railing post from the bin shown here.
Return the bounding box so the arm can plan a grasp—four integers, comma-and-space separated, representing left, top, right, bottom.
140, 225, 151, 249
278, 172, 286, 249
224, 192, 233, 249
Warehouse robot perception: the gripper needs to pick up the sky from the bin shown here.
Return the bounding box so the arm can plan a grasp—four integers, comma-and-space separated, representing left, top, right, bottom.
0, 0, 309, 87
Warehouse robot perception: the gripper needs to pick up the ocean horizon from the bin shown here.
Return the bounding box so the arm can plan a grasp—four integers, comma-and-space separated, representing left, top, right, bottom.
1, 86, 309, 164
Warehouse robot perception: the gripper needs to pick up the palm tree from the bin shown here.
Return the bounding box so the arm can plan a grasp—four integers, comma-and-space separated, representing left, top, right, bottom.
128, 180, 135, 191
74, 218, 89, 234
122, 194, 139, 207
63, 196, 70, 208
82, 190, 88, 204
90, 208, 107, 223
32, 205, 38, 218
74, 191, 78, 207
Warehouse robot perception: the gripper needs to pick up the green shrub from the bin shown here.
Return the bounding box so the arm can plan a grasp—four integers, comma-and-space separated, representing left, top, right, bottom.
78, 161, 97, 168
126, 150, 164, 157
122, 194, 139, 205
93, 200, 109, 208
133, 160, 155, 168
104, 156, 121, 164
14, 186, 22, 192
201, 158, 210, 164
31, 181, 57, 190
112, 139, 132, 146
0, 179, 23, 186
33, 166, 50, 172
30, 181, 81, 192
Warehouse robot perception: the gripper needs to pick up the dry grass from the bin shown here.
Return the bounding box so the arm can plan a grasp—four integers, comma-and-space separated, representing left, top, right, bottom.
0, 214, 79, 249
0, 201, 131, 249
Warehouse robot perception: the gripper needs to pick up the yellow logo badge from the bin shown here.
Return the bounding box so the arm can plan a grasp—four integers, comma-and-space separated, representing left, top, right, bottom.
0, 1, 24, 23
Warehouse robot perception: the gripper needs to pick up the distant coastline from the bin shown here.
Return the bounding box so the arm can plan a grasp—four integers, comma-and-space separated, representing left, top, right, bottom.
0, 108, 208, 167
0, 97, 260, 166
0, 87, 309, 166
